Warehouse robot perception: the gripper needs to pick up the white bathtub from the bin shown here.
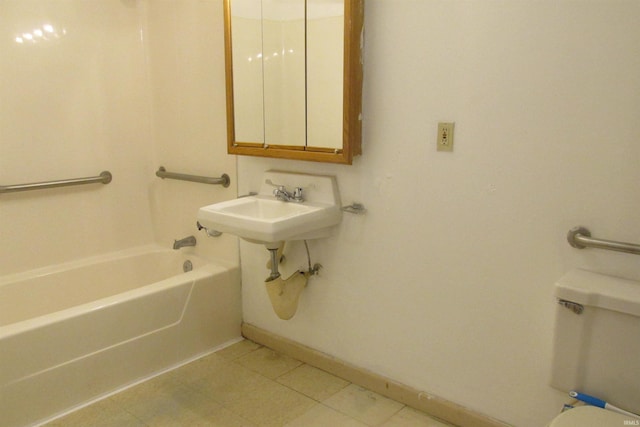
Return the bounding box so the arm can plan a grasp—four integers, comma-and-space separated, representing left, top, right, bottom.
0, 245, 241, 427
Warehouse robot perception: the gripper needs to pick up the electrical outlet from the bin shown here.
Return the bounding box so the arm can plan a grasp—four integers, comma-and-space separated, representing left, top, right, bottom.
437, 122, 454, 152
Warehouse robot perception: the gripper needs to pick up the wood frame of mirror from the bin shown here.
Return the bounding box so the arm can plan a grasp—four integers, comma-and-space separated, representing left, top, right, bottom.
223, 0, 364, 165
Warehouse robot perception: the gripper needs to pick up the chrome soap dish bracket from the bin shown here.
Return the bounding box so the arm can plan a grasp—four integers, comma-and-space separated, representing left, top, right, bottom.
341, 203, 367, 215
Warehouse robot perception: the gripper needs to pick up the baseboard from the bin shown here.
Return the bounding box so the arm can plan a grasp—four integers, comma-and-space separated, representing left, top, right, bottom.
242, 323, 510, 427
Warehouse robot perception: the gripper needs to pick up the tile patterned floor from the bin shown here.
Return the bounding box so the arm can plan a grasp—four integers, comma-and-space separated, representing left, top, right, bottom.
45, 340, 454, 427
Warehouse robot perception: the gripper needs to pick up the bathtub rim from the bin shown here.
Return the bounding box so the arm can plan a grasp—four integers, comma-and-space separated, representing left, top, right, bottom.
0, 244, 236, 338
0, 244, 235, 287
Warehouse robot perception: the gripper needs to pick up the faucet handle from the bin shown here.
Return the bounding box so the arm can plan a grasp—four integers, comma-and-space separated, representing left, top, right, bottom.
265, 179, 284, 189
293, 187, 304, 201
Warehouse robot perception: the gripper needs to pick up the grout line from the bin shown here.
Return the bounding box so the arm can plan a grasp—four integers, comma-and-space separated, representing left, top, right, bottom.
380, 404, 408, 427
274, 362, 354, 404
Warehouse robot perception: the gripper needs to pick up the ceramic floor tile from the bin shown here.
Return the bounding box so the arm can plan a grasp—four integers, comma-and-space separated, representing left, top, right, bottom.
191, 406, 258, 427
216, 339, 262, 361
235, 346, 303, 379
114, 380, 203, 424
277, 363, 350, 401
323, 384, 405, 426
135, 388, 254, 427
170, 352, 230, 384
381, 406, 455, 427
223, 378, 317, 426
284, 403, 369, 427
188, 360, 273, 406
107, 374, 184, 409
110, 374, 238, 425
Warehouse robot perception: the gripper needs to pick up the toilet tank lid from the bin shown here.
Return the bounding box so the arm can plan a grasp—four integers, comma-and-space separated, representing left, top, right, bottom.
555, 269, 640, 317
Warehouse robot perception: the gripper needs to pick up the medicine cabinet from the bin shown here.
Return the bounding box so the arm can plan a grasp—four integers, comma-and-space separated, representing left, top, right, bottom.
224, 0, 364, 164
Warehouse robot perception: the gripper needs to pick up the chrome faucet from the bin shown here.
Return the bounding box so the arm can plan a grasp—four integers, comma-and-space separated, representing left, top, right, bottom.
265, 179, 305, 203
273, 185, 304, 203
173, 235, 196, 250
273, 186, 304, 202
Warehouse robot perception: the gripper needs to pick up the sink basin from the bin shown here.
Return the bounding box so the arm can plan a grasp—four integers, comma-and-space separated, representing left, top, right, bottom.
197, 171, 342, 247
218, 197, 312, 220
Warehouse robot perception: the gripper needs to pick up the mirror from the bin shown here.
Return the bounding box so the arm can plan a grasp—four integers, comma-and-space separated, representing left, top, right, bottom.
224, 0, 364, 164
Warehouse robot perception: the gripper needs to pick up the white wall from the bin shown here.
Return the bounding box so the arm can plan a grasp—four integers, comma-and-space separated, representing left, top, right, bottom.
0, 0, 236, 275
238, 1, 640, 426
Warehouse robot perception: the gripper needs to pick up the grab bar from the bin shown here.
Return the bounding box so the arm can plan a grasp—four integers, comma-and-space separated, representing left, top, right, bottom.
0, 171, 112, 194
155, 166, 230, 188
567, 226, 640, 256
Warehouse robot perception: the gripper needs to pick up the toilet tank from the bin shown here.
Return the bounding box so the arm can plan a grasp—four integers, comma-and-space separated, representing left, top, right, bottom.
550, 269, 640, 414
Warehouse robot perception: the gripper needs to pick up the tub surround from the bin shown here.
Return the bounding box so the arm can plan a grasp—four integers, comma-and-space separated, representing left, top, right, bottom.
0, 0, 236, 278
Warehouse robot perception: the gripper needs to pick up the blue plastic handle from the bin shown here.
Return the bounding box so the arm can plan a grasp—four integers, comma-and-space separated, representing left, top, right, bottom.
569, 391, 606, 408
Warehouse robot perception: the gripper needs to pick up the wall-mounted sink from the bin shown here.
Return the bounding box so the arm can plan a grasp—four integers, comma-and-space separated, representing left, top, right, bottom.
197, 171, 342, 248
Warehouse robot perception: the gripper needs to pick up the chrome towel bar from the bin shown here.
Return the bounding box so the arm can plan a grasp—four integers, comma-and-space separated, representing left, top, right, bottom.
567, 226, 640, 256
155, 166, 230, 188
0, 171, 112, 194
